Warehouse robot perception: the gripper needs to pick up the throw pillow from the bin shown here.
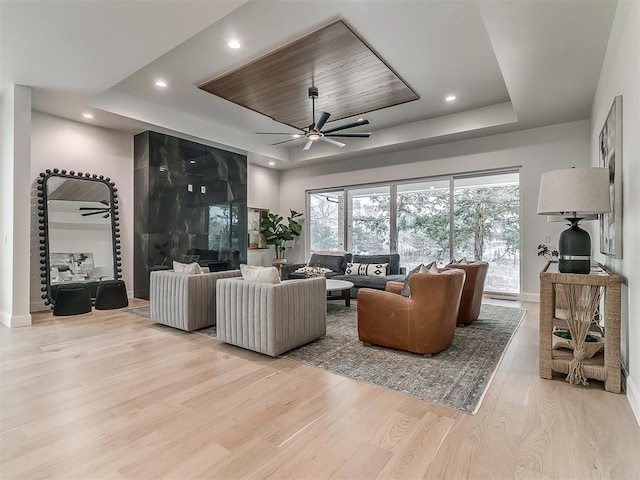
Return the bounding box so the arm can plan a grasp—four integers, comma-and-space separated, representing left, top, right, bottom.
239, 264, 281, 284
450, 258, 469, 265
293, 265, 332, 278
401, 261, 436, 297
312, 250, 348, 256
308, 253, 345, 273
173, 261, 204, 275
345, 262, 388, 277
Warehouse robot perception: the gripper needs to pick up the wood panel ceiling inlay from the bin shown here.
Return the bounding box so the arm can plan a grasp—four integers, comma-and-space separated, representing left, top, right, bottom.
198, 20, 418, 129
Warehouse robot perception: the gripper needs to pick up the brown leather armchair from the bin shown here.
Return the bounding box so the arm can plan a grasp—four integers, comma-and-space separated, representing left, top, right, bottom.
444, 261, 489, 325
357, 269, 465, 356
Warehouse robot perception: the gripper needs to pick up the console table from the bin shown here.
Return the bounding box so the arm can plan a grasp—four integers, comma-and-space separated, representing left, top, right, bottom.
539, 261, 622, 393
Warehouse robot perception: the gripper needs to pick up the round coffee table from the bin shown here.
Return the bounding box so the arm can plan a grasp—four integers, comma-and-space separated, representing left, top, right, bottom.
326, 279, 354, 306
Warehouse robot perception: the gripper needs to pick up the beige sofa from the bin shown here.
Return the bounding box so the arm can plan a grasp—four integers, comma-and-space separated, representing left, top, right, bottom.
216, 276, 327, 357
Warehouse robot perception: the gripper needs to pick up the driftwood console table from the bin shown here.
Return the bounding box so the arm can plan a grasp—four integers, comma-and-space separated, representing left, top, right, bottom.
539, 261, 622, 393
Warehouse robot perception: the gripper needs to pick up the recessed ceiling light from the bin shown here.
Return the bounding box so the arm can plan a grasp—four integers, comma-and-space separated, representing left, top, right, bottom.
228, 39, 241, 49
155, 80, 168, 88
83, 113, 93, 119
445, 95, 456, 102
189, 160, 196, 164
268, 161, 275, 166
292, 134, 301, 138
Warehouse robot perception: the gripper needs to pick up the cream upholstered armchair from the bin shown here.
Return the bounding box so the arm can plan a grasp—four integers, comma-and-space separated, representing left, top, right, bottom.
216, 276, 327, 357
149, 269, 242, 331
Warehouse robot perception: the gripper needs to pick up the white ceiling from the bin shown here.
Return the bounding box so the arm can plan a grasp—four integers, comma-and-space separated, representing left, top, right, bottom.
1, 0, 617, 170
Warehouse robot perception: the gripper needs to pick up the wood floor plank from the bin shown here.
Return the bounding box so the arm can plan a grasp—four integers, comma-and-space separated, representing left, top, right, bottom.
0, 298, 638, 479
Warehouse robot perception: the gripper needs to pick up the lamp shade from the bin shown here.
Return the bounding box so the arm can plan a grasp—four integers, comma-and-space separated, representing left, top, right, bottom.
537, 167, 610, 216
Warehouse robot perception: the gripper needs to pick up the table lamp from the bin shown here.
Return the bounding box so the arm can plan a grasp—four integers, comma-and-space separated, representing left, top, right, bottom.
537, 167, 610, 274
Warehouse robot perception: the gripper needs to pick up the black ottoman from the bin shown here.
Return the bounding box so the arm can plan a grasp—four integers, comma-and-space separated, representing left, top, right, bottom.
95, 280, 129, 310
53, 284, 92, 316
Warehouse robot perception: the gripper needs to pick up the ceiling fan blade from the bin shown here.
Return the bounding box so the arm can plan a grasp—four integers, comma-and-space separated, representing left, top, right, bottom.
271, 137, 302, 146
81, 210, 108, 217
315, 111, 331, 131
325, 132, 371, 138
320, 137, 346, 148
255, 132, 303, 135
322, 118, 369, 134
303, 139, 314, 151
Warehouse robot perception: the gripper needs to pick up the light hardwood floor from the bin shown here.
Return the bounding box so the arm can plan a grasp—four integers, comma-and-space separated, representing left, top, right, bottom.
1, 299, 639, 479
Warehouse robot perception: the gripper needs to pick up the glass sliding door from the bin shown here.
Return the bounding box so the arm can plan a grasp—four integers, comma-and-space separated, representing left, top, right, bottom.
306, 169, 520, 294
308, 191, 345, 252
453, 172, 520, 294
396, 179, 450, 270
347, 185, 390, 254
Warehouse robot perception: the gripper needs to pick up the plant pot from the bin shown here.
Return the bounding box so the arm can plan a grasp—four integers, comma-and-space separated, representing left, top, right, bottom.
552, 331, 604, 358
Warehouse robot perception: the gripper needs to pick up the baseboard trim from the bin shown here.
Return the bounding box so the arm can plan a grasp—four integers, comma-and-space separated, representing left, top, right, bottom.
0, 311, 32, 327
518, 292, 540, 303
624, 370, 640, 427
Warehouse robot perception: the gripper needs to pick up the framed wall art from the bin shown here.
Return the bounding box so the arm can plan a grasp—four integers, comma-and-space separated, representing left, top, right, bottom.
599, 95, 623, 258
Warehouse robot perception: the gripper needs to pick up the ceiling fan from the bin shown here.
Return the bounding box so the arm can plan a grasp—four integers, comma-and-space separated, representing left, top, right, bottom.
79, 200, 111, 218
256, 87, 371, 151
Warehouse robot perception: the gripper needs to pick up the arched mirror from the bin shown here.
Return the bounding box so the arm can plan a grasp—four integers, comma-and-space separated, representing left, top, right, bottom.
37, 169, 122, 307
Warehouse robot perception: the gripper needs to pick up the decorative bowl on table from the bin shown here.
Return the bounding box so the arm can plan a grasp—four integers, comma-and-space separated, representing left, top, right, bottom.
552, 330, 604, 358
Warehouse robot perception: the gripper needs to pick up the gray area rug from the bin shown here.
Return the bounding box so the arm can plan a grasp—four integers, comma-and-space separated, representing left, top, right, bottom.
126, 302, 525, 414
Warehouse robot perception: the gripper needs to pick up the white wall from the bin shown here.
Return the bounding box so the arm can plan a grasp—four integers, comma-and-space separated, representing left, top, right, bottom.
30, 112, 134, 311
280, 120, 591, 299
246, 160, 280, 266
1, 85, 32, 327
590, 0, 639, 424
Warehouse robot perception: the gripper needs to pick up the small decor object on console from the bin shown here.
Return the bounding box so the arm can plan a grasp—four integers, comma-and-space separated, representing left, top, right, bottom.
537, 244, 559, 262
552, 329, 604, 359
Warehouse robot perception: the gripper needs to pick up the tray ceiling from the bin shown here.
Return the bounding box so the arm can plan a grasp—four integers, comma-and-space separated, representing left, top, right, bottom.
198, 20, 419, 129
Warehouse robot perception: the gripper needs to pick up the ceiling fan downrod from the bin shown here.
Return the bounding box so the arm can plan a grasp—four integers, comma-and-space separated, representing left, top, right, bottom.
308, 86, 319, 130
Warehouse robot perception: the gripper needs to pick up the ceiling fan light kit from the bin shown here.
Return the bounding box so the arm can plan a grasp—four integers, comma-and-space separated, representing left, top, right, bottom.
256, 86, 372, 151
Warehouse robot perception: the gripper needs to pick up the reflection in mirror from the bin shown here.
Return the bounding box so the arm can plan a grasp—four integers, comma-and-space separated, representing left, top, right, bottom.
37, 170, 121, 307
248, 207, 269, 249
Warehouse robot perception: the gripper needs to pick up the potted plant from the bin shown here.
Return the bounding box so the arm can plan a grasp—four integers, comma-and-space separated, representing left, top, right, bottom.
260, 209, 303, 261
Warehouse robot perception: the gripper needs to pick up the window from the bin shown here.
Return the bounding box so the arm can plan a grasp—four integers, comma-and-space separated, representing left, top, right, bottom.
307, 169, 520, 294
347, 185, 390, 254
397, 180, 450, 270
308, 191, 344, 251
453, 173, 520, 293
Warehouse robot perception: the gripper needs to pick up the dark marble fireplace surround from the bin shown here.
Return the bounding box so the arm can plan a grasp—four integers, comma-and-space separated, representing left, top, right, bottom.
134, 132, 247, 299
